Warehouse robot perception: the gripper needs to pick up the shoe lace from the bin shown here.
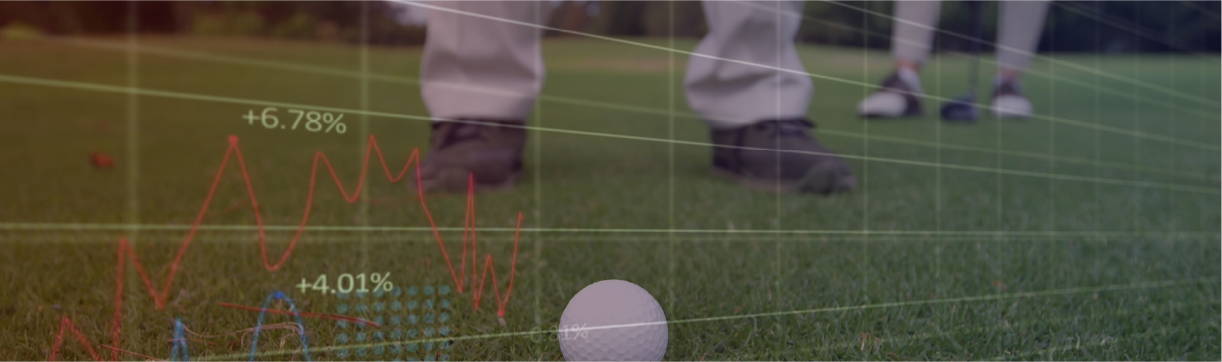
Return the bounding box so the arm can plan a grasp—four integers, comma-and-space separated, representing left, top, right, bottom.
432, 120, 490, 149
881, 72, 918, 94
753, 119, 814, 139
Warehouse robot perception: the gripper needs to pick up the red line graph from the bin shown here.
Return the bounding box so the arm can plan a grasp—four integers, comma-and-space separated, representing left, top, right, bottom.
216, 302, 383, 327
49, 135, 523, 361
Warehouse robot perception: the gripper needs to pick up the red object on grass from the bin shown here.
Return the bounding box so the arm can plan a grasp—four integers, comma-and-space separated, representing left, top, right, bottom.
90, 152, 114, 168
49, 135, 525, 362
216, 302, 382, 327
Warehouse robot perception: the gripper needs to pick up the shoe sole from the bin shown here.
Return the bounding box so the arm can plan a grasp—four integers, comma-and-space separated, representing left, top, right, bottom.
415, 164, 855, 195
411, 168, 520, 194
713, 162, 856, 194
861, 106, 924, 119
860, 113, 923, 120
993, 114, 1030, 120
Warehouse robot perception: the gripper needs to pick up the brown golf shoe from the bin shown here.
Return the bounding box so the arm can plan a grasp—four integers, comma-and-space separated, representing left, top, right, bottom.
412, 119, 526, 193
711, 119, 857, 194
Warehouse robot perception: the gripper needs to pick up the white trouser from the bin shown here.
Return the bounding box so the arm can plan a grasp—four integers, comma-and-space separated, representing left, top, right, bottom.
420, 1, 810, 129
419, 1, 550, 123
892, 0, 1050, 72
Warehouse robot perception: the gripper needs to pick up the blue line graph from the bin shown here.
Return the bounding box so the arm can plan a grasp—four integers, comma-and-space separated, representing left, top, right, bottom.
166, 292, 312, 362
121, 288, 458, 361
249, 291, 312, 361
170, 318, 189, 362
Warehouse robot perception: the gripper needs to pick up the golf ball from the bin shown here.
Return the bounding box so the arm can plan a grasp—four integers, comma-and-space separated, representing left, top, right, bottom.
559, 280, 668, 361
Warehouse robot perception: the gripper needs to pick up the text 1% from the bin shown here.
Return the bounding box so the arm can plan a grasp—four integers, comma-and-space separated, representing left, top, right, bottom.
559, 323, 589, 341
243, 107, 347, 134
296, 272, 393, 295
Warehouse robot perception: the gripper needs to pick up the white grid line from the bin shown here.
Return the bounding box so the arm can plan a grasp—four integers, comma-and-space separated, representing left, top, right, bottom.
188, 277, 1216, 361
392, 0, 1220, 150
41, 37, 1220, 182
3, 73, 1212, 195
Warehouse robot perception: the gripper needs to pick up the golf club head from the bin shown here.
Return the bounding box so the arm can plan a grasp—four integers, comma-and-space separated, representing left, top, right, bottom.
941, 95, 978, 122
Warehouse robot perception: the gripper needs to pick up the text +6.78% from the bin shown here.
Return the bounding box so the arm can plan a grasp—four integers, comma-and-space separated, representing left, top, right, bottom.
243, 107, 347, 134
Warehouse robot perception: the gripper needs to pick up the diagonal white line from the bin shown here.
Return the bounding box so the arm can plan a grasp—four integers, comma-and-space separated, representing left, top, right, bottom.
2, 73, 1214, 193
42, 37, 1222, 182
378, 0, 1212, 149
189, 276, 1217, 361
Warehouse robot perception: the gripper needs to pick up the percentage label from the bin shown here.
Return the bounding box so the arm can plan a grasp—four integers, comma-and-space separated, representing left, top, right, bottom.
296, 272, 393, 295
559, 323, 589, 341
243, 107, 347, 134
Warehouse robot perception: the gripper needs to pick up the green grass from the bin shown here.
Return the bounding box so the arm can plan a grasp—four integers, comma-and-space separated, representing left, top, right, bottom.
0, 35, 1219, 361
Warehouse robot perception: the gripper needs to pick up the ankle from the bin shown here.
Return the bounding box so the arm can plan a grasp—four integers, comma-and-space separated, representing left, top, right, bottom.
997, 68, 1022, 82
896, 67, 923, 92
993, 74, 1021, 87
895, 60, 921, 73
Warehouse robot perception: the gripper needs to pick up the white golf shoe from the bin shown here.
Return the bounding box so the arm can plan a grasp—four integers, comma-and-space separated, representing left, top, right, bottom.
857, 68, 924, 118
990, 77, 1033, 119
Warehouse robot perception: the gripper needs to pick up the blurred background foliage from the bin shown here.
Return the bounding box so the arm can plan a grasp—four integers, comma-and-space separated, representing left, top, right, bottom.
0, 1, 1217, 53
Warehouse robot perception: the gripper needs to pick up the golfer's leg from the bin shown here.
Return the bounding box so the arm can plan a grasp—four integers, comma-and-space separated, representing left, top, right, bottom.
417, 2, 550, 192
684, 1, 810, 129
892, 0, 942, 67
858, 1, 940, 117
687, 1, 856, 194
421, 1, 549, 121
996, 0, 1050, 76
991, 0, 1049, 118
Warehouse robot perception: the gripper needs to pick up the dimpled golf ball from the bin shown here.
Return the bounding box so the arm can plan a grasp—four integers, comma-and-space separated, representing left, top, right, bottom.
559, 280, 668, 361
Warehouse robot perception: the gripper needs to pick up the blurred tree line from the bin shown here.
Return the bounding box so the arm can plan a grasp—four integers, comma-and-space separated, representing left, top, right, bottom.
1, 1, 1217, 53
0, 1, 427, 45
580, 1, 1221, 53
